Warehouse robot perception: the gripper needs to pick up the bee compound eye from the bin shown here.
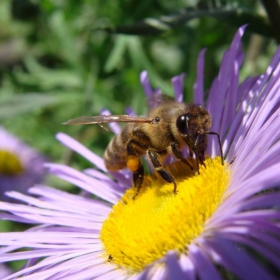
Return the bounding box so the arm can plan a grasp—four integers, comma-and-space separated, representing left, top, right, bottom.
176, 114, 189, 135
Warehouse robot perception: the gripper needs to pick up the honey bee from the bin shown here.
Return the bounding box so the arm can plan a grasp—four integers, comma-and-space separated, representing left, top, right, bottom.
63, 101, 224, 198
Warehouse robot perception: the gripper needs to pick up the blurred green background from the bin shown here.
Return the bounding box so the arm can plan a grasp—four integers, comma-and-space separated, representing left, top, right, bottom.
0, 0, 279, 271
0, 0, 278, 185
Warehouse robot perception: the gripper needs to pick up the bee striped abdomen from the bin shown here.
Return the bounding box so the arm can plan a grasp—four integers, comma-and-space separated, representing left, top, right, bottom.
104, 125, 151, 171
126, 128, 150, 173
104, 136, 128, 171
103, 125, 134, 171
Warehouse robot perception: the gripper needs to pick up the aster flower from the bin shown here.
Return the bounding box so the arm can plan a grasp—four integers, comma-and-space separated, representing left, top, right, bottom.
0, 26, 280, 279
0, 127, 45, 202
0, 264, 12, 278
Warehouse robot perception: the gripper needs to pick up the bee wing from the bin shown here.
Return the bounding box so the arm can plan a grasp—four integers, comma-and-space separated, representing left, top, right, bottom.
63, 115, 154, 125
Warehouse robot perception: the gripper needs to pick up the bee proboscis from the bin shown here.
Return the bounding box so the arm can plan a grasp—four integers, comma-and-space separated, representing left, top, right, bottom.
63, 102, 224, 198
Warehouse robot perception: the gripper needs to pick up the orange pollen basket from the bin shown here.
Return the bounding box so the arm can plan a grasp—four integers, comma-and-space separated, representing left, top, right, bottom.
126, 155, 140, 172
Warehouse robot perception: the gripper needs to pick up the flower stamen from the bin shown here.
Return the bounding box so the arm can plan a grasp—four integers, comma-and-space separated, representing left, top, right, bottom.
100, 157, 230, 272
0, 149, 24, 176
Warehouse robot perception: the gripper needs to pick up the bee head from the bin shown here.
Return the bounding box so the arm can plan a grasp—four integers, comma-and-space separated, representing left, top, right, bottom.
177, 113, 195, 138
176, 110, 211, 145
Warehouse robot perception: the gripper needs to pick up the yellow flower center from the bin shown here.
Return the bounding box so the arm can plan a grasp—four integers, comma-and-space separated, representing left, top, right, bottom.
0, 149, 24, 176
100, 157, 229, 272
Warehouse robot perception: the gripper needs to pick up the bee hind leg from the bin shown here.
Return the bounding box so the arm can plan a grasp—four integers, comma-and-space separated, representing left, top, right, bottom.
126, 142, 145, 199
132, 163, 144, 199
126, 154, 144, 199
148, 149, 177, 194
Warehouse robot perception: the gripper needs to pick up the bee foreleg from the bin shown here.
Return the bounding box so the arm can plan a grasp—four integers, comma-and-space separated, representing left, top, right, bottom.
147, 149, 177, 194
193, 149, 200, 174
171, 142, 194, 171
198, 151, 206, 167
206, 131, 224, 166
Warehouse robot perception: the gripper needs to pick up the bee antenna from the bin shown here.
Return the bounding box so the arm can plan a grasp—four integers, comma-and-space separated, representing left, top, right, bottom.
206, 131, 224, 165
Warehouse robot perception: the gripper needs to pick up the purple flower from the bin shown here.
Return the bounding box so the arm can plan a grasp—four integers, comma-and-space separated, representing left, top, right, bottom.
0, 26, 280, 279
0, 127, 45, 202
0, 264, 12, 278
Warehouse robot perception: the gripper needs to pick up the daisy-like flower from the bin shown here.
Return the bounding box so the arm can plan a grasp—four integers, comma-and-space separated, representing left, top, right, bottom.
0, 264, 12, 278
1, 26, 280, 279
0, 127, 45, 202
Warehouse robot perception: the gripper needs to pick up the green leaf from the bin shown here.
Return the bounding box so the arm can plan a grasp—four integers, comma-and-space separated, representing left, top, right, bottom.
49, 11, 82, 69
14, 57, 83, 90
104, 36, 127, 72
100, 7, 274, 39
126, 36, 173, 95
0, 94, 58, 119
